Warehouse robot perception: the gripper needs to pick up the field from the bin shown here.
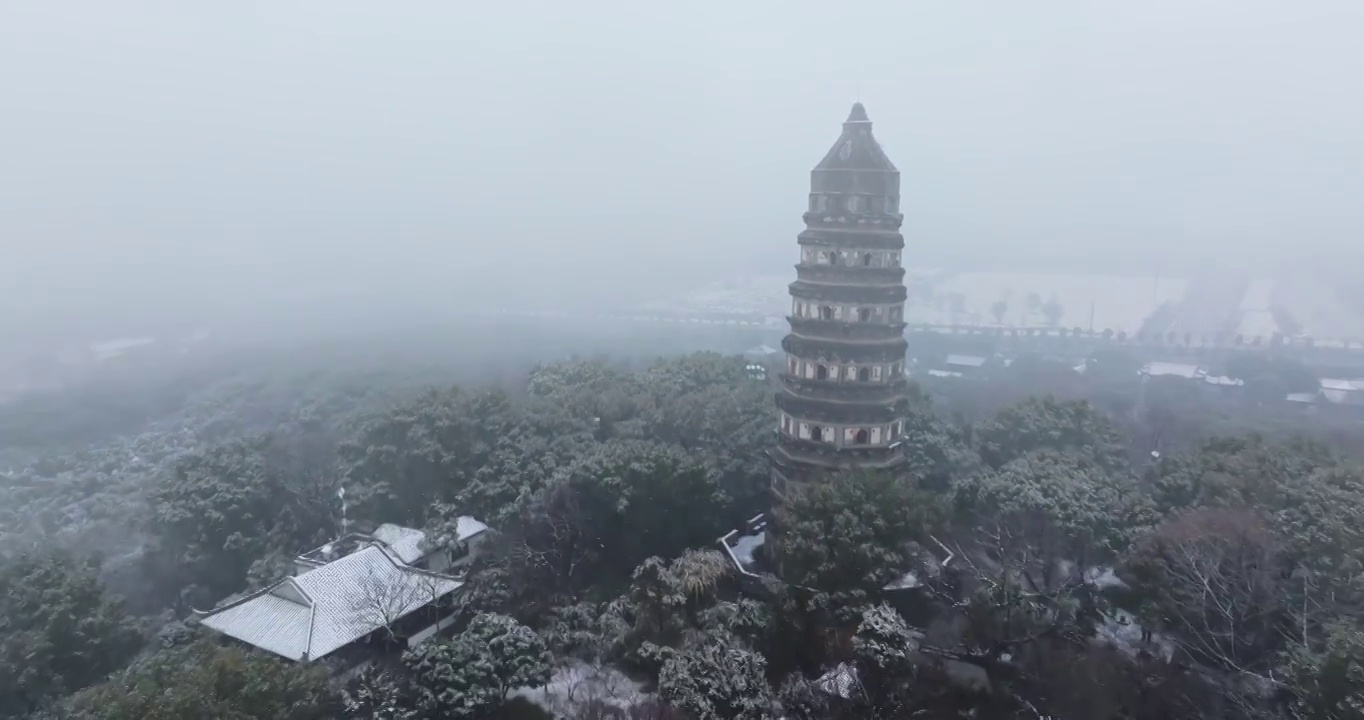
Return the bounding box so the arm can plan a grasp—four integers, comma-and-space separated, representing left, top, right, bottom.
1270, 274, 1362, 343
644, 275, 791, 317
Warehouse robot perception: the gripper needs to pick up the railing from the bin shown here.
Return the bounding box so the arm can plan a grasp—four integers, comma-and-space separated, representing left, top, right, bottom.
452, 308, 1364, 357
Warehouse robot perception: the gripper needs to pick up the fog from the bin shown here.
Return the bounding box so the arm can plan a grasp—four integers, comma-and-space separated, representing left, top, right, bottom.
3, 0, 1363, 342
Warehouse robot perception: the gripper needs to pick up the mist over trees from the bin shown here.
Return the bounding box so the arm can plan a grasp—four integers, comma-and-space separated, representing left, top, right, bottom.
1, 325, 1362, 718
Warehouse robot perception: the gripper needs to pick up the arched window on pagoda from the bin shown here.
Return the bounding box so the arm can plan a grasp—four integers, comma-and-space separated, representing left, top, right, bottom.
816, 364, 828, 380
810, 426, 823, 442
857, 307, 871, 322
854, 428, 869, 445
826, 251, 839, 266
862, 252, 873, 266
820, 306, 834, 321
858, 367, 870, 382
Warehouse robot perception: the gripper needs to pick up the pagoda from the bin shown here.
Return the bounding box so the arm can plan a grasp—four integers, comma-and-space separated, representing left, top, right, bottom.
769, 103, 911, 498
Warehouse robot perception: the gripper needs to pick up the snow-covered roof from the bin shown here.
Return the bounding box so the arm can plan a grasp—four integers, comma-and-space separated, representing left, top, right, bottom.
199, 544, 462, 662
1141, 361, 1204, 379
1286, 392, 1320, 404
1320, 379, 1364, 405
816, 663, 859, 699
945, 354, 987, 368
455, 516, 489, 542
1203, 375, 1243, 387
371, 524, 428, 564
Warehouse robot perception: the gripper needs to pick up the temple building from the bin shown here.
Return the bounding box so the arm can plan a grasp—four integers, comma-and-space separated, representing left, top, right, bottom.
769, 103, 911, 497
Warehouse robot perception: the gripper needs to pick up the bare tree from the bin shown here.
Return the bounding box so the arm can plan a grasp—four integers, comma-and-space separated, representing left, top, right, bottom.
1042, 296, 1065, 327
514, 483, 596, 599
945, 515, 1097, 658
349, 555, 454, 646
1130, 508, 1289, 676
990, 300, 1009, 325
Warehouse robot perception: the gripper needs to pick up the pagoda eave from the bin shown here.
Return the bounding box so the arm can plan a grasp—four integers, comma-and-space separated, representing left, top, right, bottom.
789, 281, 908, 304
798, 228, 905, 248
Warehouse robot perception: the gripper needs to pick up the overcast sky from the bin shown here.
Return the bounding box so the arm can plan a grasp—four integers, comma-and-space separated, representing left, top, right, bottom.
2, 1, 1362, 335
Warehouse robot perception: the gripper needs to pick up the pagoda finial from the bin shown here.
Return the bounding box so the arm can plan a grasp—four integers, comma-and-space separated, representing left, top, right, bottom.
846, 102, 870, 123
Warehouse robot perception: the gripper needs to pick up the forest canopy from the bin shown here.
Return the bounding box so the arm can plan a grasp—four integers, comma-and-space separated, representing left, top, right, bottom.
1, 345, 1362, 719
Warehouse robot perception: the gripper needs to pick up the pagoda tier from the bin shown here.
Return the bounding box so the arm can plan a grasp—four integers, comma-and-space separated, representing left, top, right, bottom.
772, 103, 911, 499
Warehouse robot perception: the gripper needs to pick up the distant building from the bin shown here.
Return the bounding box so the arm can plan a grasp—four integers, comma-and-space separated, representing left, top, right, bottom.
743, 344, 781, 361
195, 517, 488, 663
1320, 378, 1364, 406
1139, 361, 1205, 380
943, 354, 989, 374
1317, 378, 1364, 417
294, 518, 489, 576
770, 103, 912, 499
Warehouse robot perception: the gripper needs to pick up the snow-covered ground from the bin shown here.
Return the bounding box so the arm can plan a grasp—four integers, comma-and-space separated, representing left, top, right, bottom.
1273, 274, 1363, 343
511, 661, 650, 717
1098, 609, 1176, 663
1228, 275, 1364, 343
642, 275, 790, 317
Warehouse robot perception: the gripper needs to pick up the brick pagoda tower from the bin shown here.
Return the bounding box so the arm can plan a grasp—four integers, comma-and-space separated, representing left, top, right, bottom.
769, 102, 911, 498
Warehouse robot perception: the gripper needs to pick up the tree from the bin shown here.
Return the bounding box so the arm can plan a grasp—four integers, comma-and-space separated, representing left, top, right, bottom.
349, 561, 454, 646
657, 633, 775, 720
639, 358, 772, 520
847, 604, 923, 715
604, 551, 752, 671
1149, 434, 1339, 516
775, 673, 831, 720
62, 640, 339, 720
556, 440, 729, 577
340, 387, 517, 526
459, 430, 593, 528
952, 450, 1154, 561
769, 472, 945, 621
947, 293, 967, 320
945, 451, 1155, 661
0, 551, 142, 718
989, 299, 1008, 325
1284, 622, 1364, 720
148, 435, 334, 603
1041, 296, 1064, 327
1126, 508, 1290, 675
343, 665, 423, 720
898, 388, 980, 492
974, 396, 1128, 470
494, 440, 731, 609
404, 613, 553, 719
